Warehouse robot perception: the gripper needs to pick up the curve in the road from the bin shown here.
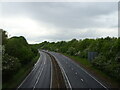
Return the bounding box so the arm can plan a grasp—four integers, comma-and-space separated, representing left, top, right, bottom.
50, 51, 107, 89
17, 51, 52, 89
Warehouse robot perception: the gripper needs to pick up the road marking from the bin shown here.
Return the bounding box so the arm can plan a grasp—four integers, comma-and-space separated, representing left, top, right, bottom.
80, 67, 107, 88
33, 65, 44, 89
51, 54, 72, 90
70, 59, 107, 89
37, 51, 52, 89
35, 57, 41, 65
57, 53, 107, 89
75, 72, 77, 75
33, 53, 46, 89
32, 56, 41, 71
44, 60, 46, 65
61, 54, 107, 88
81, 79, 84, 82
17, 52, 41, 89
43, 52, 47, 65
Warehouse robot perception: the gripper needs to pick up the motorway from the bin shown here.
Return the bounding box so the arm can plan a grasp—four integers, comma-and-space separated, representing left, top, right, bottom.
50, 52, 107, 89
18, 51, 52, 89
18, 50, 107, 89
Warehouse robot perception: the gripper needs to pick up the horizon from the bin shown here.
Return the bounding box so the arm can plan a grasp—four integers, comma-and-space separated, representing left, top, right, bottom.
0, 2, 118, 44
6, 34, 118, 44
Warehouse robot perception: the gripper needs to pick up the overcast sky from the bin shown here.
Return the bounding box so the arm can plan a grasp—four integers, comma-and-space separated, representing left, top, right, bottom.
0, 2, 118, 44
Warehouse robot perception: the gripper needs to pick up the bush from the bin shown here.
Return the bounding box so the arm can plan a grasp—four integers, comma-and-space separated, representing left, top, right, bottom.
5, 36, 35, 65
92, 55, 120, 80
2, 53, 21, 82
39, 37, 120, 80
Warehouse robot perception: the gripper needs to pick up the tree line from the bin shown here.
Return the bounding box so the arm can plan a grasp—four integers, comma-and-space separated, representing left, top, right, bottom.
39, 37, 120, 80
1, 28, 120, 84
1, 29, 38, 84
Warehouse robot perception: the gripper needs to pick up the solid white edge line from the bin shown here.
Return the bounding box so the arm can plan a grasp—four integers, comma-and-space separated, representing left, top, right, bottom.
17, 67, 34, 89
17, 52, 41, 89
33, 52, 46, 89
44, 52, 53, 89
64, 54, 108, 89
51, 53, 72, 89
33, 65, 44, 89
78, 65, 107, 89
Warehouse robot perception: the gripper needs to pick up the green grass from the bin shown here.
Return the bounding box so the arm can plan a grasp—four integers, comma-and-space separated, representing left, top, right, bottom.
63, 53, 92, 67
63, 53, 120, 88
3, 53, 40, 88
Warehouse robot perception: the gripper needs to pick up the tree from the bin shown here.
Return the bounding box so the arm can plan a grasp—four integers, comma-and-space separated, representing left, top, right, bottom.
5, 36, 34, 64
2, 53, 21, 82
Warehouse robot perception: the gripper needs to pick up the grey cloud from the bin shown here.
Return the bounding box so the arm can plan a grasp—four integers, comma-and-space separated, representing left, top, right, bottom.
31, 2, 117, 29
1, 2, 118, 43
1, 2, 117, 29
27, 27, 117, 43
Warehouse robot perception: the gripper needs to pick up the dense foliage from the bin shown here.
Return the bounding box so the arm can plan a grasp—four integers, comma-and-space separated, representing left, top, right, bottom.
5, 36, 35, 64
1, 29, 38, 83
39, 37, 120, 80
1, 28, 120, 85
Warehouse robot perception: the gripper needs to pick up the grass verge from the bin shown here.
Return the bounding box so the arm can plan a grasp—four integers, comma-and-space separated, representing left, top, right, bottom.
3, 53, 40, 88
63, 53, 120, 88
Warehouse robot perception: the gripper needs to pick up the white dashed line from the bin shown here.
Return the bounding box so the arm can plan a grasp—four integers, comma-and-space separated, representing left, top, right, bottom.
44, 60, 46, 65
33, 52, 47, 89
66, 56, 107, 89
33, 66, 44, 89
81, 79, 84, 82
17, 52, 41, 89
75, 72, 77, 75
52, 54, 72, 89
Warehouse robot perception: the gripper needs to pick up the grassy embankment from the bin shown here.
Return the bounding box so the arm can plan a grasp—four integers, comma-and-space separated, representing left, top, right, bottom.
63, 53, 120, 88
3, 53, 40, 88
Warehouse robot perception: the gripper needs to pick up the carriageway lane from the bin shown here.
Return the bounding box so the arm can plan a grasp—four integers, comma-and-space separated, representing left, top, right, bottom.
18, 51, 51, 89
50, 52, 107, 89
35, 52, 52, 88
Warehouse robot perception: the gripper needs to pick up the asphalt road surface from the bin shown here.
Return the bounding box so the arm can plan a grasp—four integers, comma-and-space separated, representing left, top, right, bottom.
18, 50, 107, 89
18, 51, 52, 89
50, 51, 107, 89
